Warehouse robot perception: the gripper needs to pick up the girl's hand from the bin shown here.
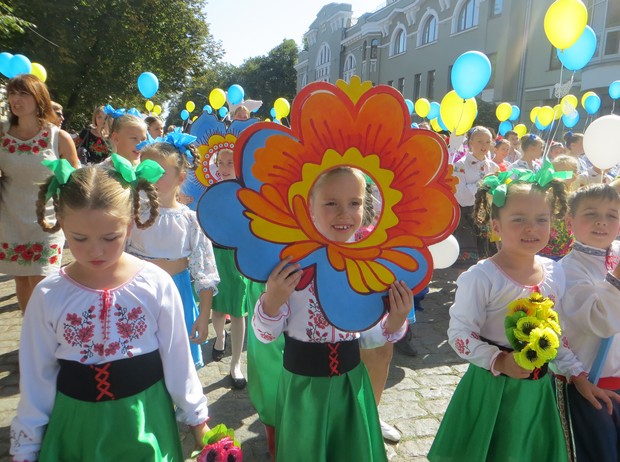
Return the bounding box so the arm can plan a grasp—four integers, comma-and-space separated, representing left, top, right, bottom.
384, 281, 413, 334
191, 421, 210, 450
573, 374, 620, 415
494, 352, 531, 379
262, 256, 302, 317
190, 311, 209, 344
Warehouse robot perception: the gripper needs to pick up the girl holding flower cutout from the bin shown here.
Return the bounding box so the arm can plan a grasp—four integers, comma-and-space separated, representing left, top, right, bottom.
429, 169, 617, 462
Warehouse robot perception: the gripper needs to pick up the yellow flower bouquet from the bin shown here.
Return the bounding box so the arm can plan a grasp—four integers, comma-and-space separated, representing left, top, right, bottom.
504, 292, 561, 370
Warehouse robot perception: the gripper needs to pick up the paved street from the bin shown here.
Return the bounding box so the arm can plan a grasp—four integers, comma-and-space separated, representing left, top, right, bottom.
0, 260, 466, 462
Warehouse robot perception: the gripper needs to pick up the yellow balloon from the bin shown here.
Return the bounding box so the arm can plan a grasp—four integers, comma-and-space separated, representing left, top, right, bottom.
186, 101, 195, 113
30, 63, 47, 82
544, 0, 588, 50
581, 91, 596, 109
209, 89, 226, 110
495, 102, 512, 122
553, 104, 563, 120
274, 97, 290, 119
514, 123, 527, 138
529, 106, 541, 124
430, 117, 442, 132
537, 106, 554, 126
145, 100, 154, 111
192, 115, 198, 122
440, 90, 477, 135
153, 104, 162, 115
415, 98, 431, 118
265, 118, 271, 122
561, 95, 577, 115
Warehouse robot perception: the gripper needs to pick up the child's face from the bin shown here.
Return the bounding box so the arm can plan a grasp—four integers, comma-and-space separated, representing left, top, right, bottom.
60, 207, 131, 273
525, 141, 544, 159
216, 150, 235, 180
469, 132, 492, 159
148, 119, 164, 139
569, 139, 584, 155
234, 109, 250, 121
492, 189, 551, 255
506, 133, 519, 149
141, 154, 184, 204
566, 198, 620, 249
549, 145, 565, 159
112, 126, 147, 163
310, 171, 364, 243
493, 143, 510, 163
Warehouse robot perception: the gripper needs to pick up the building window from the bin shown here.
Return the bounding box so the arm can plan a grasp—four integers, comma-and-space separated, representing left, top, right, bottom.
392, 27, 407, 55
549, 46, 562, 70
398, 78, 405, 94
447, 65, 453, 92
605, 30, 620, 56
421, 15, 438, 45
490, 0, 503, 18
370, 39, 379, 59
414, 73, 422, 100
427, 70, 436, 100
343, 54, 356, 82
315, 43, 332, 82
387, 80, 394, 87
301, 73, 307, 87
362, 40, 367, 60
457, 0, 478, 32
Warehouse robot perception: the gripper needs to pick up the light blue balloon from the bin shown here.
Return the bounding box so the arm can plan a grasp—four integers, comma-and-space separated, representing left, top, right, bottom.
499, 121, 513, 136
0, 52, 13, 77
509, 105, 520, 121
218, 107, 228, 118
535, 116, 547, 131
437, 114, 448, 131
405, 99, 414, 115
274, 119, 281, 125
609, 80, 620, 100
8, 54, 31, 78
270, 107, 277, 118
557, 26, 596, 72
584, 94, 601, 115
203, 105, 213, 114
562, 110, 580, 128
428, 101, 440, 120
227, 84, 244, 105
411, 122, 419, 128
180, 109, 189, 121
137, 72, 159, 99
451, 51, 492, 99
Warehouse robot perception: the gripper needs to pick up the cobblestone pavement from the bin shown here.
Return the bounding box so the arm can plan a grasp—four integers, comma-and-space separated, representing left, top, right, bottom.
0, 259, 466, 462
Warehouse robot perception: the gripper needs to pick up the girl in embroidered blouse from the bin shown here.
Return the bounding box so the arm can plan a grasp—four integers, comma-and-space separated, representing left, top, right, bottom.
11, 164, 210, 462
127, 139, 219, 369
252, 166, 412, 462
429, 178, 616, 462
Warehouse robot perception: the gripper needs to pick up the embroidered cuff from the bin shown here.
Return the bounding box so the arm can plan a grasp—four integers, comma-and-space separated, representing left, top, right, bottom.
569, 371, 589, 384
255, 293, 289, 322
606, 272, 620, 292
489, 350, 505, 377
380, 317, 407, 342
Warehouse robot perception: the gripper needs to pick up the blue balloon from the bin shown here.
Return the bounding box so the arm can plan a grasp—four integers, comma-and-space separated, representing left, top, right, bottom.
557, 26, 597, 72
405, 99, 414, 115
609, 80, 620, 100
274, 119, 281, 125
451, 51, 492, 99
218, 107, 228, 118
428, 101, 440, 120
0, 52, 13, 77
584, 94, 601, 115
180, 109, 189, 121
499, 121, 513, 136
227, 84, 244, 105
270, 107, 277, 118
8, 54, 31, 78
437, 114, 448, 132
509, 105, 520, 121
562, 110, 580, 128
410, 122, 419, 128
203, 105, 213, 114
137, 72, 159, 99
535, 116, 547, 131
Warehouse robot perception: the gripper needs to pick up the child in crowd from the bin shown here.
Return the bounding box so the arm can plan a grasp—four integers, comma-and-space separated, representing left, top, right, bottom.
452, 126, 498, 266
574, 164, 614, 190
564, 131, 590, 173
126, 137, 220, 369
510, 133, 544, 171
145, 116, 164, 140
253, 167, 411, 461
557, 184, 620, 462
548, 141, 566, 160
492, 138, 511, 171
504, 129, 521, 164
429, 176, 615, 461
11, 162, 209, 461
99, 115, 147, 167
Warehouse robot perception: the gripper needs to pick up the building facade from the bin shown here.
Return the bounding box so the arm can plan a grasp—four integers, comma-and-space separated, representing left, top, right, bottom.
295, 0, 620, 125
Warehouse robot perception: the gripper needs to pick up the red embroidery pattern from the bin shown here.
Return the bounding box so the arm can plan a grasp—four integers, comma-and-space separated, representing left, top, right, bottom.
257, 329, 276, 342
455, 338, 471, 356
470, 332, 480, 340
91, 362, 114, 400
328, 343, 340, 377
3, 130, 49, 154
306, 298, 330, 342
0, 242, 61, 265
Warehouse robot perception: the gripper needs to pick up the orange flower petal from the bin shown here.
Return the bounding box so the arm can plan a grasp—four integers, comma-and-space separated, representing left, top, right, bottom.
238, 188, 297, 227
379, 249, 420, 271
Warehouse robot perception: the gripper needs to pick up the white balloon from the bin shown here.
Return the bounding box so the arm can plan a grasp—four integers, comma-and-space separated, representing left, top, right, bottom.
584, 115, 620, 170
428, 235, 460, 269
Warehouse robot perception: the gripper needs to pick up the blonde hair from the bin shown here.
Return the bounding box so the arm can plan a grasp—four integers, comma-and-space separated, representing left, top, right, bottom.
36, 166, 159, 232
552, 155, 579, 174
141, 142, 198, 196
90, 105, 105, 129
110, 114, 147, 136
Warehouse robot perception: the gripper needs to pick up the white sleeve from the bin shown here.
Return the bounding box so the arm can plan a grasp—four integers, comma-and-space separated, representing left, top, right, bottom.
10, 286, 59, 462
252, 293, 289, 343
188, 215, 220, 295
156, 277, 209, 426
359, 315, 407, 349
453, 162, 477, 206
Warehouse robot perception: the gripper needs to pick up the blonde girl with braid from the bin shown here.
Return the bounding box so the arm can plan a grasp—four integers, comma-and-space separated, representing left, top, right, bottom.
11, 159, 210, 461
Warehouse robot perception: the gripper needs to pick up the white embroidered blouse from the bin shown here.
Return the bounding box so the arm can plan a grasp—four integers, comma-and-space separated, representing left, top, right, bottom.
126, 205, 219, 294
10, 263, 209, 462
252, 281, 407, 349
447, 257, 585, 377
452, 152, 499, 207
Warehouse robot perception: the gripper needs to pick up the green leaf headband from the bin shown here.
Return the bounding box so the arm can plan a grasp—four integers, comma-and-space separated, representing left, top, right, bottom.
110, 153, 165, 187
42, 158, 76, 202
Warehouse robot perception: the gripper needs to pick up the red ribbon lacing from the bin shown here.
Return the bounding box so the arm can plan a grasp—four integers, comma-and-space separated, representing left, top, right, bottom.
328, 343, 340, 377
90, 363, 114, 401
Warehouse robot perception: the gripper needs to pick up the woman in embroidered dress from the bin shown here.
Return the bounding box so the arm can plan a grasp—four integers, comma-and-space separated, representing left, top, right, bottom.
74, 105, 112, 165
10, 162, 209, 461
428, 175, 616, 462
253, 167, 412, 462
127, 137, 219, 369
0, 74, 79, 313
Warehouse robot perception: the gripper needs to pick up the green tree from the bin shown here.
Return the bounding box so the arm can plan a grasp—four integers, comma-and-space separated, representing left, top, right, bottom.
0, 1, 33, 37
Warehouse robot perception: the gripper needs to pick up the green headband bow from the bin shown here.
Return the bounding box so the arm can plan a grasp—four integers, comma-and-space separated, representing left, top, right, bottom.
42, 158, 76, 202
482, 170, 513, 207
513, 159, 573, 188
110, 153, 165, 187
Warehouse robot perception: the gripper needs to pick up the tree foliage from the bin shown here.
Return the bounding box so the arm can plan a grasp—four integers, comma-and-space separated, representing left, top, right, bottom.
0, 1, 33, 37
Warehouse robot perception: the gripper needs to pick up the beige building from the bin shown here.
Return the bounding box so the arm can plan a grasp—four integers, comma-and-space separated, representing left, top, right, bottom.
295, 0, 620, 128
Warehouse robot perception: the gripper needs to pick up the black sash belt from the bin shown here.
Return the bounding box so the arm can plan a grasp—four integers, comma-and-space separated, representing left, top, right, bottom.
57, 350, 164, 402
283, 335, 360, 377
480, 336, 548, 381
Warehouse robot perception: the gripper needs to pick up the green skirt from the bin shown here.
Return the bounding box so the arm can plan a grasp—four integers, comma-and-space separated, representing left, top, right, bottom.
428, 364, 568, 462
245, 279, 284, 426
212, 247, 247, 317
275, 362, 387, 462
39, 380, 184, 461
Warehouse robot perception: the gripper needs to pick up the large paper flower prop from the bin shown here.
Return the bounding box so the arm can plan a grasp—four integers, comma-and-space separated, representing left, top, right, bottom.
197, 77, 459, 331
181, 113, 257, 210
